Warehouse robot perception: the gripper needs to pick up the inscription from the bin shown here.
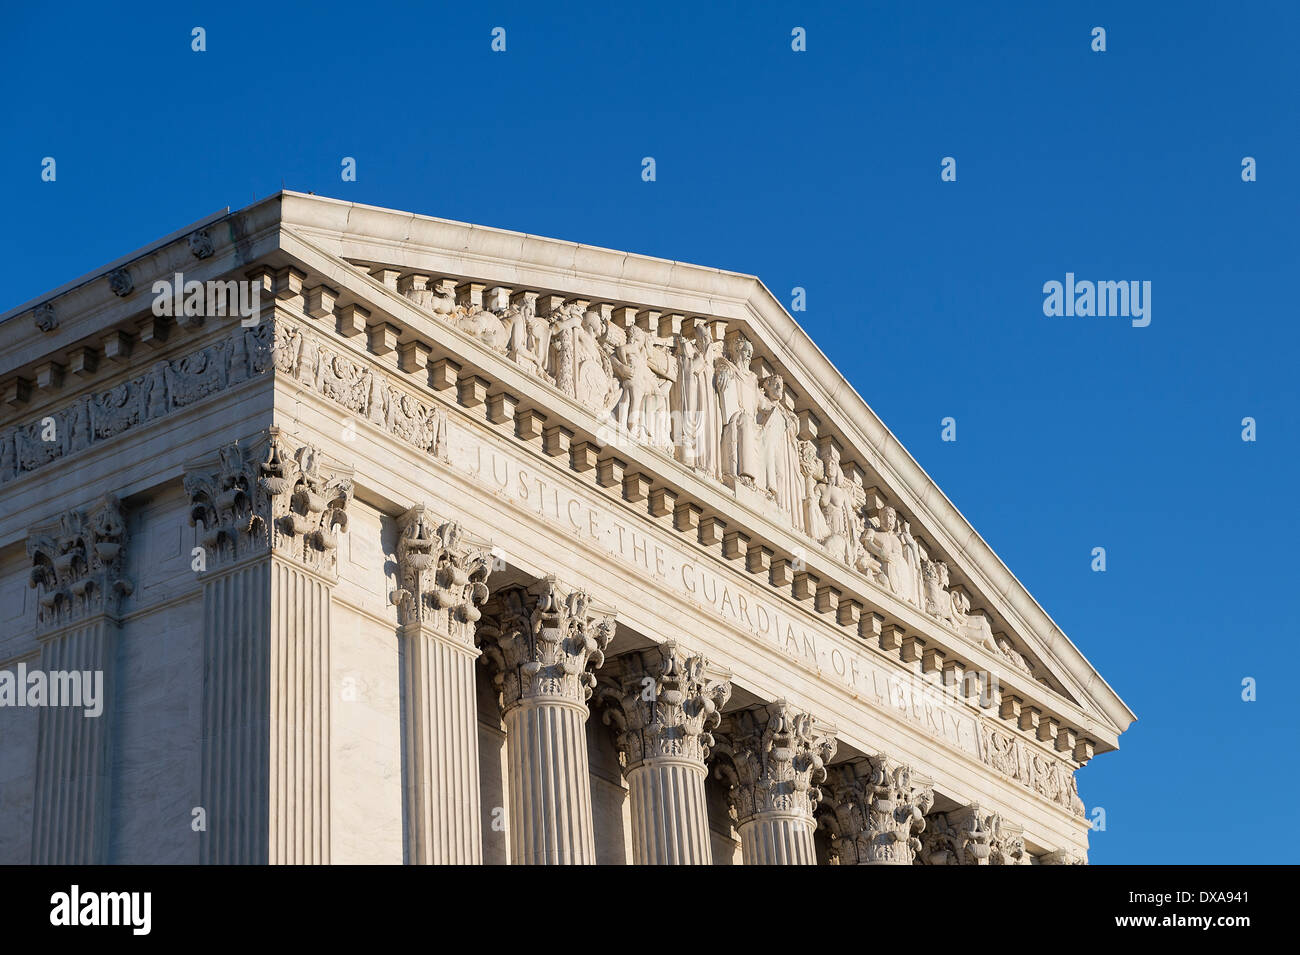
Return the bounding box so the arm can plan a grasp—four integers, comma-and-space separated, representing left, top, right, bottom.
448, 422, 984, 759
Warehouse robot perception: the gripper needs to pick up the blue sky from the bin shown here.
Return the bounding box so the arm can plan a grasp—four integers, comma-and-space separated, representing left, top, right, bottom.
3, 1, 1296, 863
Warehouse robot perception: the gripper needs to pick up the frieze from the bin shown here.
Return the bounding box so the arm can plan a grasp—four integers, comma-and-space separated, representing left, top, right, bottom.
0, 320, 275, 484
443, 417, 1086, 815
3, 300, 1039, 695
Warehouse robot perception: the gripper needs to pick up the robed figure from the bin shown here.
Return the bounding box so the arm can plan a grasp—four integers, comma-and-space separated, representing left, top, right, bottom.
671, 326, 722, 477
756, 374, 807, 533
714, 334, 760, 488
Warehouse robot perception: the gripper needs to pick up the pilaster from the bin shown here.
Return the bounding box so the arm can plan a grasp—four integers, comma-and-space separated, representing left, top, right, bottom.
27, 494, 131, 864
186, 428, 353, 864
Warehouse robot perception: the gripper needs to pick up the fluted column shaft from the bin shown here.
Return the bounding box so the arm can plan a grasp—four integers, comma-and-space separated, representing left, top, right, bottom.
30, 620, 118, 864
504, 697, 596, 864
403, 624, 482, 864
393, 508, 492, 865
599, 640, 731, 865
200, 555, 332, 864
188, 430, 353, 865
720, 700, 837, 866
482, 577, 616, 866
739, 813, 818, 865
626, 759, 712, 864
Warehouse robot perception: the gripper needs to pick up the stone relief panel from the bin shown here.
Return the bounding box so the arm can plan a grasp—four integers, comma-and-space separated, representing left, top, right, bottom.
273, 322, 448, 461
981, 723, 1086, 817
0, 320, 275, 484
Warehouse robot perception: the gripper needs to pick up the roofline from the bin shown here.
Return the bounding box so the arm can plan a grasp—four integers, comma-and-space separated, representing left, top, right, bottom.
0, 206, 231, 326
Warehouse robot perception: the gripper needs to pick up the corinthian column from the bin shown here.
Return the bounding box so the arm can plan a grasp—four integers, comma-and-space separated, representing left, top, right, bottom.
819, 756, 933, 865
27, 494, 132, 864
391, 506, 492, 864
716, 700, 837, 865
185, 428, 353, 864
480, 577, 616, 865
598, 641, 731, 864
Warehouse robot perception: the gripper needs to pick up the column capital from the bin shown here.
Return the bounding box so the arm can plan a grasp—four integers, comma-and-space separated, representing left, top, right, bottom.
919, 804, 1026, 865
184, 427, 354, 577
1039, 847, 1087, 865
715, 700, 837, 824
390, 505, 492, 646
819, 756, 934, 865
597, 640, 732, 771
480, 576, 616, 711
27, 493, 132, 632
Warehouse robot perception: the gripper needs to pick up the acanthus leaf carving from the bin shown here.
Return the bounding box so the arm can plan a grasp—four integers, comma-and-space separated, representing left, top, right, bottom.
27, 493, 132, 630
479, 576, 616, 710
184, 429, 353, 576
272, 440, 353, 571
714, 700, 837, 823
390, 506, 491, 646
918, 804, 1027, 866
1039, 847, 1087, 865
819, 756, 934, 865
597, 640, 731, 770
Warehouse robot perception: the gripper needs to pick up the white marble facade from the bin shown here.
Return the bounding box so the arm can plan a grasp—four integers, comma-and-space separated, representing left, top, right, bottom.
0, 194, 1132, 864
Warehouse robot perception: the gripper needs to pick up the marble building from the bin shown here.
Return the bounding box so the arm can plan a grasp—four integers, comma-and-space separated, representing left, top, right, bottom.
0, 194, 1133, 864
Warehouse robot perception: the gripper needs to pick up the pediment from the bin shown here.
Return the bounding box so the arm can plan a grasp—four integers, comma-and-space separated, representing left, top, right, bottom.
267, 192, 1134, 754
